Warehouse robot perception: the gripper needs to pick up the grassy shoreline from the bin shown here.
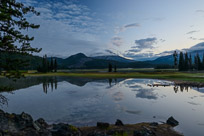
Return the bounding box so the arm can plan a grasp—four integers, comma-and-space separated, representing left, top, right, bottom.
21, 71, 204, 83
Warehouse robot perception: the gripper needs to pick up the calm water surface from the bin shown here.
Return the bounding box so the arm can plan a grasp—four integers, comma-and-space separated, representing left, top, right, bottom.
0, 77, 204, 136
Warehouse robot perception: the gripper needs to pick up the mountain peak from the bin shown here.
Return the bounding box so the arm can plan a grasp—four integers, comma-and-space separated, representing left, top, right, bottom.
68, 53, 87, 59
93, 55, 135, 63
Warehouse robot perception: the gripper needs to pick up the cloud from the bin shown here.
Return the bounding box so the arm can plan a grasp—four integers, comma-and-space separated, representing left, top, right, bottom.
19, 0, 106, 57
125, 110, 141, 115
196, 10, 204, 13
199, 38, 204, 41
136, 89, 158, 100
111, 36, 124, 47
186, 30, 199, 34
160, 39, 166, 42
122, 37, 166, 60
124, 23, 140, 28
115, 23, 140, 34
105, 49, 117, 55
113, 92, 124, 101
88, 49, 117, 57
134, 37, 157, 51
125, 41, 204, 61
189, 37, 197, 40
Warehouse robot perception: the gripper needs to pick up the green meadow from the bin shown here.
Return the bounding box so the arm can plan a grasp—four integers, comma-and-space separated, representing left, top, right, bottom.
21, 69, 204, 83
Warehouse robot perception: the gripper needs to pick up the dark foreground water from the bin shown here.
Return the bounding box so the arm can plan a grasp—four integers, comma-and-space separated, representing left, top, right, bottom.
0, 77, 204, 136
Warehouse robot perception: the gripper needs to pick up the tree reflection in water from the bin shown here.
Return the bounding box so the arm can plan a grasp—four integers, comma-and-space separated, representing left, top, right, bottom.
108, 78, 118, 87
42, 77, 57, 93
1, 77, 204, 107
173, 85, 190, 93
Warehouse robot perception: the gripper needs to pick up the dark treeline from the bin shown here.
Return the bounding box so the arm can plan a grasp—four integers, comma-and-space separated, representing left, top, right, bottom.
108, 63, 117, 72
37, 55, 57, 73
176, 51, 204, 71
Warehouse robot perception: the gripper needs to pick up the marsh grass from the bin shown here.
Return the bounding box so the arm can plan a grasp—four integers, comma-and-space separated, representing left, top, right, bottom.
22, 70, 204, 82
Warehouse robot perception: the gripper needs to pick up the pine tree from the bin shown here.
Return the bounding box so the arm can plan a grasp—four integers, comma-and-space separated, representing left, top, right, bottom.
54, 59, 57, 72
108, 63, 112, 72
194, 53, 202, 70
173, 51, 178, 70
0, 0, 41, 78
42, 56, 46, 72
42, 54, 49, 73
47, 59, 50, 72
114, 65, 117, 72
189, 54, 192, 70
50, 57, 54, 72
194, 55, 198, 70
184, 52, 189, 71
197, 53, 202, 70
178, 52, 184, 71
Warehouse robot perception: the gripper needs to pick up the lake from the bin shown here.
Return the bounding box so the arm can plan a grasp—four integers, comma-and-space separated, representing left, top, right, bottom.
0, 76, 204, 136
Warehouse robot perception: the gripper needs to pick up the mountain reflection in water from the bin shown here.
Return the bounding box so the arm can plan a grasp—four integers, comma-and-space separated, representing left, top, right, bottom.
0, 77, 203, 106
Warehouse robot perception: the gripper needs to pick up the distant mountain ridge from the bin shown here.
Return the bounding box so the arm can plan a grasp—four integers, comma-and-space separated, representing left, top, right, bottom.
93, 55, 135, 63
2, 42, 204, 69
49, 53, 153, 69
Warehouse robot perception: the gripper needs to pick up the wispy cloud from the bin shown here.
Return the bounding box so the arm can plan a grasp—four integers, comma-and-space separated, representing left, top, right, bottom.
111, 36, 124, 47
19, 0, 105, 57
196, 10, 204, 13
186, 30, 199, 34
189, 37, 197, 40
105, 49, 117, 55
160, 39, 166, 42
124, 23, 140, 28
115, 23, 140, 34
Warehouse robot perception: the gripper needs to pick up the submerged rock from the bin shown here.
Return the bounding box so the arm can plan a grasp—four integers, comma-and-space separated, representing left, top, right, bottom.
166, 116, 179, 126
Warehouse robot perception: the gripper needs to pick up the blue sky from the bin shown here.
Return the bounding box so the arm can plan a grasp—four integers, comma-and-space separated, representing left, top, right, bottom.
19, 0, 204, 60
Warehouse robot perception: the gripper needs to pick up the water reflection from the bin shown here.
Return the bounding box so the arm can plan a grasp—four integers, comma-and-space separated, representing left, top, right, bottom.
136, 89, 158, 100
1, 77, 204, 136
1, 77, 204, 106
1, 77, 204, 95
42, 77, 58, 93
108, 78, 118, 88
173, 85, 190, 93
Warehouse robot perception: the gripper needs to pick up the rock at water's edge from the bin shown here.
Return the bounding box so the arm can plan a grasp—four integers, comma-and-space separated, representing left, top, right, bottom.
166, 116, 179, 127
115, 119, 124, 126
